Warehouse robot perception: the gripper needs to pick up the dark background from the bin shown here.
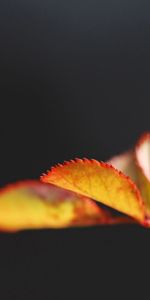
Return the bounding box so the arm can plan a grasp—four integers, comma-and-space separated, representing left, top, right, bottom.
0, 0, 150, 299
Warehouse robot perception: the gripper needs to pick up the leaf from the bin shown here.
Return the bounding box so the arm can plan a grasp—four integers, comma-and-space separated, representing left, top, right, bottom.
135, 133, 150, 213
135, 133, 150, 182
0, 180, 122, 232
1, 133, 150, 232
41, 159, 145, 223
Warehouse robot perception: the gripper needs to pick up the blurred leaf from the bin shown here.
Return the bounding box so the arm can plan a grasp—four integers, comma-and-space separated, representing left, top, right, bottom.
0, 180, 125, 232
135, 133, 150, 213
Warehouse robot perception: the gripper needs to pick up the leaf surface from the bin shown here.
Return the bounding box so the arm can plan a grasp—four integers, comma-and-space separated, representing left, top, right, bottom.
41, 159, 145, 222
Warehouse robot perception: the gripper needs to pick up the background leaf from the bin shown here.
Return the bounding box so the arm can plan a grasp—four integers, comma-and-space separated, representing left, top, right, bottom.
0, 180, 122, 231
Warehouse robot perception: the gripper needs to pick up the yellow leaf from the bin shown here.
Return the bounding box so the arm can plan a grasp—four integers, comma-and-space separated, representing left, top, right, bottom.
0, 180, 114, 232
41, 159, 145, 223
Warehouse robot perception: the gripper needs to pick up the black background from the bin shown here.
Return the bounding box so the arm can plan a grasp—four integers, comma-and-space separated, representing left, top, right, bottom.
0, 0, 150, 299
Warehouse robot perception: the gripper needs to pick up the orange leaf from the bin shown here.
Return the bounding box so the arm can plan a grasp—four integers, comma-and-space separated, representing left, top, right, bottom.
41, 159, 145, 223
